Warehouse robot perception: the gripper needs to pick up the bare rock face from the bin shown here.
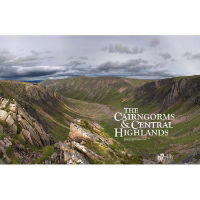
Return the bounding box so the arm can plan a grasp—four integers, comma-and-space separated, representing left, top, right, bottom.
0, 97, 55, 147
135, 77, 200, 111
163, 79, 187, 106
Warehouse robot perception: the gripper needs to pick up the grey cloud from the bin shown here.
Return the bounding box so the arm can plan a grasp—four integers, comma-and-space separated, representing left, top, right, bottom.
94, 59, 147, 72
102, 44, 144, 54
149, 38, 160, 47
67, 56, 74, 60
67, 56, 88, 61
0, 50, 175, 80
65, 60, 86, 67
0, 50, 53, 68
79, 56, 88, 60
184, 52, 200, 60
29, 50, 52, 59
0, 50, 57, 79
0, 50, 89, 79
89, 59, 175, 78
160, 53, 172, 60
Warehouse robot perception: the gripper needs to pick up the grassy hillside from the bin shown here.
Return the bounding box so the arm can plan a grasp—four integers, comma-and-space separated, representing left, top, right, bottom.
41, 76, 150, 109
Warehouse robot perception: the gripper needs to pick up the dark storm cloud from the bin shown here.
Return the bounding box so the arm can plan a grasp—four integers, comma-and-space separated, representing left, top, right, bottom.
0, 50, 58, 79
0, 50, 90, 79
183, 52, 200, 60
160, 53, 172, 60
102, 44, 144, 54
0, 65, 66, 79
149, 38, 160, 47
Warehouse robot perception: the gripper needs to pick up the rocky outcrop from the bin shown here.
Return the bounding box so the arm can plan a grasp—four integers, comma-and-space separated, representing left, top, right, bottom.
0, 135, 42, 164
71, 141, 102, 161
162, 79, 186, 106
135, 76, 200, 109
53, 141, 89, 164
50, 119, 133, 164
13, 144, 41, 164
69, 120, 109, 146
0, 97, 54, 147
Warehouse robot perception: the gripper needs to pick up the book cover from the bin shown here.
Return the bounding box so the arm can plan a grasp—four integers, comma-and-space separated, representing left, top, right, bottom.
0, 35, 198, 164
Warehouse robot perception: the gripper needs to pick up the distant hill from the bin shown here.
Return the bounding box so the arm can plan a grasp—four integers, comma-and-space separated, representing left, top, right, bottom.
20, 80, 42, 83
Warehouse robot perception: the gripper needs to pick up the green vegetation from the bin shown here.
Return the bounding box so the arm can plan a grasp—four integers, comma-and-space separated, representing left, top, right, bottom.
34, 146, 54, 164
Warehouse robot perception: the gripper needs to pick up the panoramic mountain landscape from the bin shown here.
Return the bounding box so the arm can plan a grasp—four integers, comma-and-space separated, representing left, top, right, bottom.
0, 75, 200, 164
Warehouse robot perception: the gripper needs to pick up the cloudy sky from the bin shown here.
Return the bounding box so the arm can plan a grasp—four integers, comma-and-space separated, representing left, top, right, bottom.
0, 36, 200, 80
